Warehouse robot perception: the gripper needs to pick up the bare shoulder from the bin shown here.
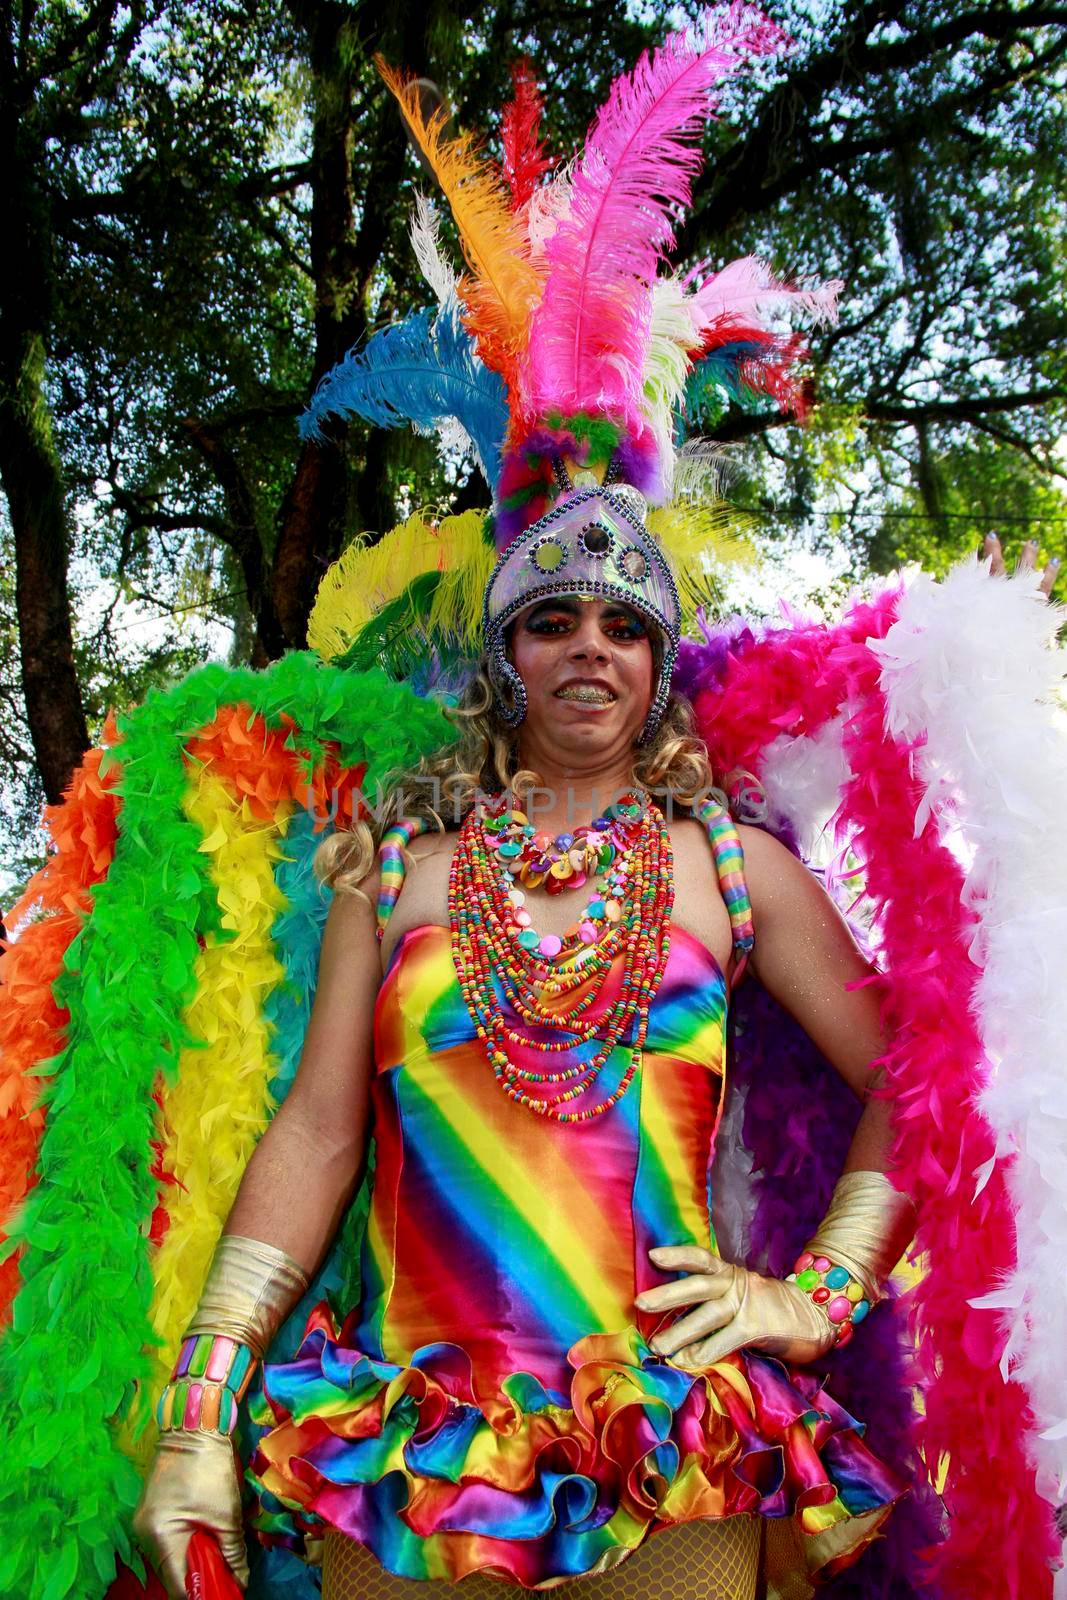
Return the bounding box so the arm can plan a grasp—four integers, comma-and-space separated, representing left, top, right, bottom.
735, 821, 797, 877
668, 813, 719, 860
735, 824, 825, 921
667, 814, 725, 897
667, 815, 732, 963
326, 822, 450, 914
406, 827, 455, 863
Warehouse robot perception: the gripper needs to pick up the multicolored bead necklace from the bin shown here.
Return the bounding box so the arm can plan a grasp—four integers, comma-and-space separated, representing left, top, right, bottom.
480, 791, 645, 960
448, 793, 675, 1122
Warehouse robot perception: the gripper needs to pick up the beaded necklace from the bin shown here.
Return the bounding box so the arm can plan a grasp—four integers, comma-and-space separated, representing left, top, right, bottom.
480, 791, 644, 959
448, 795, 675, 1123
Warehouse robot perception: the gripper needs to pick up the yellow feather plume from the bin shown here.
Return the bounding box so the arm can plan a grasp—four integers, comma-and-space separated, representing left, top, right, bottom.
647, 501, 755, 632
307, 509, 494, 661
377, 57, 541, 390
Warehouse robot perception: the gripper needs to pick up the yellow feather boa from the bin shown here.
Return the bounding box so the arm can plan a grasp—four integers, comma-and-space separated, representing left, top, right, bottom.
120, 771, 293, 1464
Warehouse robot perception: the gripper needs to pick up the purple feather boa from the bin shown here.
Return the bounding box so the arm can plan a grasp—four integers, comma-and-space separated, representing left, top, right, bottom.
729, 982, 944, 1594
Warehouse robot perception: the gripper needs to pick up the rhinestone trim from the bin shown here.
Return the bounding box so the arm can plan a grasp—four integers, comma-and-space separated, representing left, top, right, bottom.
578, 522, 613, 558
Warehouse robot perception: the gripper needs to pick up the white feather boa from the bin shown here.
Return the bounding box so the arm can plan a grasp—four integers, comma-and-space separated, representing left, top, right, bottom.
873, 557, 1067, 1511
760, 716, 849, 857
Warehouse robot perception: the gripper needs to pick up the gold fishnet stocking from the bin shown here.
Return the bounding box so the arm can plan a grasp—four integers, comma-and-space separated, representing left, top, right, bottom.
321, 1517, 760, 1600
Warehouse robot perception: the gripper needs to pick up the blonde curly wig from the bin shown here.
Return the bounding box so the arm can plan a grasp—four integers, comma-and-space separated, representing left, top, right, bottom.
314, 660, 719, 899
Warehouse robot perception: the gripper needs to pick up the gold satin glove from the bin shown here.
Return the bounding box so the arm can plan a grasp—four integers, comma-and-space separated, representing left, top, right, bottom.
805, 1170, 917, 1303
184, 1233, 309, 1355
133, 1431, 248, 1597
636, 1248, 838, 1368
133, 1235, 309, 1599
636, 1171, 916, 1371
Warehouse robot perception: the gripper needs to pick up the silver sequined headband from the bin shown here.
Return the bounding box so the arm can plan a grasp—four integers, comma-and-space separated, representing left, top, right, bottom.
483, 461, 681, 746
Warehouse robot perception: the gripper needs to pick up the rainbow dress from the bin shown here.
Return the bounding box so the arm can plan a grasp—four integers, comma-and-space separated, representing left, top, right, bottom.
249, 806, 903, 1587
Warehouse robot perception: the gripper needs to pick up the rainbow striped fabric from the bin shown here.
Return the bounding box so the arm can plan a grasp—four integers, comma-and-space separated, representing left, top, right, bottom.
249, 811, 902, 1585
694, 796, 755, 982
376, 817, 425, 940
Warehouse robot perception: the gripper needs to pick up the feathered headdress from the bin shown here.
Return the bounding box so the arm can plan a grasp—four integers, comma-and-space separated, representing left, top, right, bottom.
304, 3, 842, 739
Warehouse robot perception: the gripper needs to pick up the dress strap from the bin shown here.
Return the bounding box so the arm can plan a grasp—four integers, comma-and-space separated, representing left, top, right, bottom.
693, 796, 755, 985
376, 816, 433, 943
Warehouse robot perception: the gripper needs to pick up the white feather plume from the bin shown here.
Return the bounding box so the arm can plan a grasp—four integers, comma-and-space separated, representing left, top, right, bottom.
410, 193, 459, 308
670, 438, 734, 504
641, 277, 701, 496
413, 413, 476, 463
525, 164, 573, 265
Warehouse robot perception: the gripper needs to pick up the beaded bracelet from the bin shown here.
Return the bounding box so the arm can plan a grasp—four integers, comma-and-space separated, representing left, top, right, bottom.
786, 1251, 872, 1348
157, 1333, 256, 1436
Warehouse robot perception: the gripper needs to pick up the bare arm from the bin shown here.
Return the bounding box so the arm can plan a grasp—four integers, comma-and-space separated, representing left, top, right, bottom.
635, 826, 910, 1364
740, 824, 894, 1174
224, 876, 380, 1278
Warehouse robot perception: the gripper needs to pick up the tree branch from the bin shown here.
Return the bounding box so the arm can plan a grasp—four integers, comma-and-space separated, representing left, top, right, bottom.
708, 384, 1066, 446
967, 414, 1057, 473
109, 488, 229, 541
181, 400, 304, 436
744, 32, 1067, 225
180, 417, 286, 663
234, 160, 314, 202
679, 4, 1067, 248
863, 6, 1067, 72
36, 0, 120, 82
866, 386, 1067, 423
820, 287, 909, 354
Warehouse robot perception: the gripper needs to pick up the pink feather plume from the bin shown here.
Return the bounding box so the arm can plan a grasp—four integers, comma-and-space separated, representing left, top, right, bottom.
501, 60, 553, 211
522, 4, 786, 428
687, 255, 843, 341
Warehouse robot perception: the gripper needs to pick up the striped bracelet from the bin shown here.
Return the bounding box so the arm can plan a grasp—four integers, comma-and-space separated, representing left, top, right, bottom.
157, 1333, 256, 1436
786, 1251, 872, 1347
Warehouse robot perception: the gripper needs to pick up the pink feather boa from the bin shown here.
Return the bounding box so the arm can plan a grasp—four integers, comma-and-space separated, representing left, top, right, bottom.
688, 589, 1058, 1597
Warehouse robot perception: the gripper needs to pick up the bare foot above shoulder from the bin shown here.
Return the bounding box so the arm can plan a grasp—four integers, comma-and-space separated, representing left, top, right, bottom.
983, 533, 1059, 599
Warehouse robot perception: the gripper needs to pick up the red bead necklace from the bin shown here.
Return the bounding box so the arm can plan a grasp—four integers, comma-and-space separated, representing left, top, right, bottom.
447, 795, 675, 1122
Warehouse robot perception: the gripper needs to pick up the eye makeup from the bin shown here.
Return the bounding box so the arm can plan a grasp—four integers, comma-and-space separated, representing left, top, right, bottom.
520, 599, 648, 639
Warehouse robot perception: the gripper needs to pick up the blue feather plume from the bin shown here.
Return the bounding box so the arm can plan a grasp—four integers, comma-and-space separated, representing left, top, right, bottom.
683, 340, 776, 429
299, 304, 508, 486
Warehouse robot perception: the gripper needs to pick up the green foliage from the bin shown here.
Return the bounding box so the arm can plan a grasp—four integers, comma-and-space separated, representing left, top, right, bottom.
696, 2, 1067, 568
866, 439, 1067, 576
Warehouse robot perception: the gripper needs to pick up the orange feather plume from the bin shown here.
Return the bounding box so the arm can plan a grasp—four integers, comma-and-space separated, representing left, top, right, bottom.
376, 56, 542, 395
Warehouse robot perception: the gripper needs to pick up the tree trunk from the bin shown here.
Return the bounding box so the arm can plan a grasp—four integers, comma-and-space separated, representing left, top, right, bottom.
0, 338, 90, 803
271, 1, 433, 650
0, 76, 89, 802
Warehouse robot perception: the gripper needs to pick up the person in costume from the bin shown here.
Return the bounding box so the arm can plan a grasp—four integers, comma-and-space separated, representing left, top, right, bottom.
129, 14, 934, 1596
134, 530, 920, 1600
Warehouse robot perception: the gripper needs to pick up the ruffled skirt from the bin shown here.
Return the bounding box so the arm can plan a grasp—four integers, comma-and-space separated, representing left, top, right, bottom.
248, 1303, 905, 1590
